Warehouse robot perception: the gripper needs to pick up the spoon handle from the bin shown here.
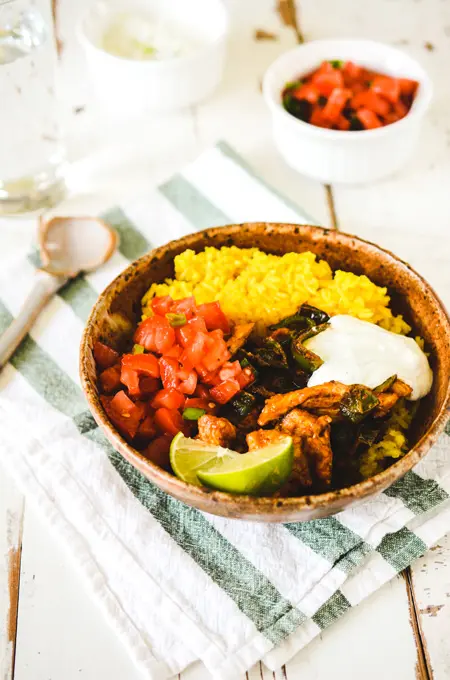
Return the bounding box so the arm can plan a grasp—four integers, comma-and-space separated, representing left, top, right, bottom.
0, 273, 67, 369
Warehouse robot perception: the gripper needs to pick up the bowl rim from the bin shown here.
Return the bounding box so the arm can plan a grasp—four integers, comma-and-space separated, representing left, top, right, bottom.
77, 0, 229, 68
262, 38, 433, 140
80, 223, 450, 516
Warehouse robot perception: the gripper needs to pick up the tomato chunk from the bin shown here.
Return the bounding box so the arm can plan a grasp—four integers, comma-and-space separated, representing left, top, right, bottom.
351, 90, 391, 117
143, 435, 173, 470
312, 70, 344, 97
93, 341, 119, 370
178, 369, 197, 395
122, 353, 160, 378
322, 88, 352, 122
134, 316, 175, 354
151, 296, 172, 316
154, 407, 186, 436
151, 388, 185, 410
136, 415, 157, 440
202, 336, 231, 373
291, 83, 320, 104
218, 360, 242, 382
399, 78, 418, 97
99, 364, 122, 393
210, 379, 241, 405
120, 366, 141, 396
138, 376, 160, 398
196, 302, 230, 333
371, 76, 400, 104
356, 108, 383, 129
237, 367, 256, 389
194, 384, 210, 399
102, 391, 146, 439
159, 357, 181, 390
184, 397, 217, 414
171, 296, 196, 318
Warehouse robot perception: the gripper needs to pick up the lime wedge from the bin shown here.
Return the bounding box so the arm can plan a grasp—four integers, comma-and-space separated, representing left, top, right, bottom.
170, 432, 239, 487
170, 432, 294, 495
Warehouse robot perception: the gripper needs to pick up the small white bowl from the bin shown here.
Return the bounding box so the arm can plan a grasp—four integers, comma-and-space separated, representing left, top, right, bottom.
78, 0, 228, 113
263, 39, 433, 184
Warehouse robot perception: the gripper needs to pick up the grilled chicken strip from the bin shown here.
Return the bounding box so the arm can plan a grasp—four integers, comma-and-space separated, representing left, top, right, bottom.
197, 415, 236, 447
227, 322, 255, 355
246, 429, 286, 450
258, 381, 349, 426
374, 379, 412, 418
280, 409, 333, 487
391, 378, 413, 398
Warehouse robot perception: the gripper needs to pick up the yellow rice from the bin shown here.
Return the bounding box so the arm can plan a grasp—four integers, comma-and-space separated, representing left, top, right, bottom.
142, 246, 415, 479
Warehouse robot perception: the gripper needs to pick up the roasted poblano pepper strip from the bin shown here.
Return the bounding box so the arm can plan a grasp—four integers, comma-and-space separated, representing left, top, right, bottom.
298, 304, 330, 325
269, 314, 314, 332
224, 391, 256, 423
291, 336, 324, 373
340, 386, 380, 424
296, 322, 330, 344
252, 339, 289, 369
374, 374, 397, 394
358, 419, 383, 446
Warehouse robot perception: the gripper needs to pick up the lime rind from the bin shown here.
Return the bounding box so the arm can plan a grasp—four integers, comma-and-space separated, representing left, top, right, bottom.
170, 432, 294, 496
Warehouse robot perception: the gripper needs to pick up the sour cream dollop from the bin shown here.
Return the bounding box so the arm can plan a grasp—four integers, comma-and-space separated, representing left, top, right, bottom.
304, 315, 433, 401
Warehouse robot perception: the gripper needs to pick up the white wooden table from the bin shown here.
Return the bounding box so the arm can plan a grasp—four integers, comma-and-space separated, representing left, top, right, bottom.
1, 1, 450, 678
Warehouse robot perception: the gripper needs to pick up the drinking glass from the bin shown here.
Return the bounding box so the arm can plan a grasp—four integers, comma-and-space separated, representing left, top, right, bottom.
0, 0, 66, 214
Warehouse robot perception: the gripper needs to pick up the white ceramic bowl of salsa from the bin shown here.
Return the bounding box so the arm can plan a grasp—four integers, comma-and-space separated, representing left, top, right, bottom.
263, 39, 433, 185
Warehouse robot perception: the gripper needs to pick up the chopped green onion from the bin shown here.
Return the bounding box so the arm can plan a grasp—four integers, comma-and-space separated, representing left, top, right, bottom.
182, 407, 206, 421
132, 344, 145, 354
166, 312, 187, 327
329, 59, 343, 69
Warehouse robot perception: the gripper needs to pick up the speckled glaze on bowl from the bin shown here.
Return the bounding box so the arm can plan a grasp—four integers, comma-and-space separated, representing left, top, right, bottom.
80, 224, 450, 522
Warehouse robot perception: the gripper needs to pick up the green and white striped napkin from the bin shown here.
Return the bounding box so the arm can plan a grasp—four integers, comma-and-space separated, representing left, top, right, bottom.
0, 142, 449, 680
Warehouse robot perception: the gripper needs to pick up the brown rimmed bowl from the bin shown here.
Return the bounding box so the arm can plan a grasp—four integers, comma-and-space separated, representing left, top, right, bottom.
80, 223, 450, 522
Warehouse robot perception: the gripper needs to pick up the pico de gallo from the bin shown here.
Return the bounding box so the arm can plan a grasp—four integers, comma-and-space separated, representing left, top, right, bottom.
94, 296, 256, 469
282, 60, 418, 131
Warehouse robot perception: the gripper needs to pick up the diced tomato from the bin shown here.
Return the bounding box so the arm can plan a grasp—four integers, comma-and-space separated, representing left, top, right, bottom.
343, 61, 362, 80
312, 70, 344, 97
336, 115, 351, 131
196, 302, 230, 333
399, 78, 418, 97
180, 331, 208, 369
356, 108, 383, 129
138, 376, 160, 398
202, 336, 231, 373
309, 106, 329, 128
151, 296, 172, 316
178, 370, 197, 395
210, 379, 241, 405
237, 367, 256, 389
291, 82, 320, 104
194, 384, 210, 399
322, 87, 352, 121
177, 316, 208, 347
122, 353, 160, 378
197, 367, 221, 385
383, 111, 401, 125
159, 357, 181, 390
164, 344, 183, 359
154, 407, 186, 436
134, 316, 175, 354
351, 90, 391, 117
218, 360, 242, 382
120, 366, 141, 396
394, 98, 408, 119
151, 388, 185, 410
93, 341, 119, 370
371, 75, 400, 104
184, 397, 217, 414
136, 415, 157, 440
99, 364, 122, 393
143, 435, 173, 471
171, 296, 196, 318
101, 391, 146, 439
316, 60, 336, 76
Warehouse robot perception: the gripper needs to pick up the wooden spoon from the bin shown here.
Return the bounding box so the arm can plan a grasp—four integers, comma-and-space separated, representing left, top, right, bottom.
0, 216, 117, 368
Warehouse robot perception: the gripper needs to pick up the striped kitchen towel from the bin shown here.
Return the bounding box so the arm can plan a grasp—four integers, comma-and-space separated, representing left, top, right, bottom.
0, 141, 449, 680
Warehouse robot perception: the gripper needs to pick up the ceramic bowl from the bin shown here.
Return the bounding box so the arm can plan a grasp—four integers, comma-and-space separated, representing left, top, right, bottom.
78, 0, 228, 113
263, 39, 433, 184
80, 224, 450, 522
